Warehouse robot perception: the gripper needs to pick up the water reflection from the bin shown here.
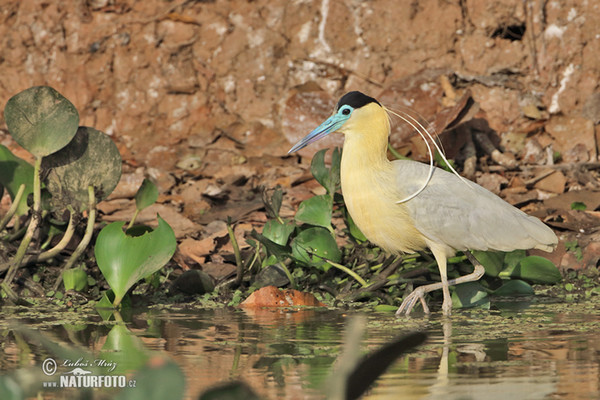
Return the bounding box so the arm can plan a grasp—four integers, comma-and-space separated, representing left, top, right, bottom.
1, 301, 599, 399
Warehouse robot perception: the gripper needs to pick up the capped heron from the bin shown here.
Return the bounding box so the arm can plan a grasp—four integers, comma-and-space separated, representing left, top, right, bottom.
288, 91, 557, 316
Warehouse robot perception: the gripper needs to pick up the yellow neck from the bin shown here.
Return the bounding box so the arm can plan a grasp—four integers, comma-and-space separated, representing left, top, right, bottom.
339, 103, 391, 172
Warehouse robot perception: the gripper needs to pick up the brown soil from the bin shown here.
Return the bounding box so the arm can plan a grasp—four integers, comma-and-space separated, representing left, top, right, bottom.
1, 0, 599, 277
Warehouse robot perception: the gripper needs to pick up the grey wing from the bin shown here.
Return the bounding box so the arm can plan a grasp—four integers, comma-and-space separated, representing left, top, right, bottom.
394, 161, 557, 252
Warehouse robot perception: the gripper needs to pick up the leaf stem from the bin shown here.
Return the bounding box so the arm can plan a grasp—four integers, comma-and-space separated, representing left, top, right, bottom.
24, 210, 75, 265
387, 143, 410, 160
278, 261, 296, 289
53, 186, 96, 291
0, 183, 25, 232
227, 220, 244, 287
127, 209, 140, 231
327, 260, 369, 288
3, 158, 42, 286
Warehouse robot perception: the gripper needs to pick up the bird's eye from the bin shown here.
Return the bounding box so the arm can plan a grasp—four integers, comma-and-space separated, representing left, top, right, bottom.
340, 106, 352, 116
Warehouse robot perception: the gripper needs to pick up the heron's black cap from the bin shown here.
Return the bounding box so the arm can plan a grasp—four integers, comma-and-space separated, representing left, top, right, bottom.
337, 91, 380, 110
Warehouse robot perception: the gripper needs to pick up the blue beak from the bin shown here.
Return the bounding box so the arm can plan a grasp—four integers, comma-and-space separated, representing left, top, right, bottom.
288, 113, 347, 154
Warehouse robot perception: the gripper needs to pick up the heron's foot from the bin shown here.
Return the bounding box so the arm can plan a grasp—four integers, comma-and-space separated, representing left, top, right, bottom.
396, 287, 430, 316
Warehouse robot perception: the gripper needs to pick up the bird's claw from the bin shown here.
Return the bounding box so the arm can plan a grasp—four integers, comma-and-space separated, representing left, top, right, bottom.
396, 287, 430, 316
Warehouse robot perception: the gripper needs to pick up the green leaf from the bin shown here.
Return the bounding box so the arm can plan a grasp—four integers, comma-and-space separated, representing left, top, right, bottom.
42, 126, 122, 212
291, 226, 341, 271
310, 148, 341, 195
95, 215, 176, 307
135, 178, 159, 211
471, 251, 505, 277
374, 304, 398, 313
504, 249, 527, 270
295, 194, 333, 230
451, 282, 490, 309
492, 280, 534, 296
62, 268, 87, 291
250, 230, 291, 261
499, 255, 562, 284
262, 219, 295, 246
4, 86, 79, 157
570, 201, 587, 210
0, 144, 34, 216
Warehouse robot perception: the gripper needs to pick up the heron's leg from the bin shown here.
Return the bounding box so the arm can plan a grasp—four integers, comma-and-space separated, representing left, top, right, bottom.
396, 250, 485, 316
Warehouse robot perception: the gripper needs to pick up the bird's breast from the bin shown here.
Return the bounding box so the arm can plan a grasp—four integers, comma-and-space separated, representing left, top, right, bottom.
340, 164, 427, 254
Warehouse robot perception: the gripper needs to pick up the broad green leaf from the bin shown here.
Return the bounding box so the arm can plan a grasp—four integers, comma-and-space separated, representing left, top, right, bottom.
95, 216, 176, 307
262, 219, 295, 246
291, 226, 341, 271
310, 148, 341, 195
135, 178, 158, 211
0, 144, 34, 216
4, 86, 79, 157
250, 230, 291, 261
295, 194, 333, 229
42, 126, 122, 212
310, 148, 329, 190
451, 282, 490, 309
492, 280, 534, 296
62, 268, 87, 291
499, 255, 561, 284
471, 251, 505, 277
570, 201, 586, 210
503, 249, 527, 270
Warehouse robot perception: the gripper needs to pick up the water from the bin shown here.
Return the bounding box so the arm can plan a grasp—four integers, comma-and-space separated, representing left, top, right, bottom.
2, 298, 600, 399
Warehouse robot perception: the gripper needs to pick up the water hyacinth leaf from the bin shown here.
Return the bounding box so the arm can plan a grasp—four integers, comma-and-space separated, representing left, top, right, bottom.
4, 86, 79, 157
471, 251, 505, 277
499, 255, 562, 284
295, 194, 333, 230
0, 144, 34, 216
262, 219, 295, 246
62, 268, 88, 292
452, 282, 490, 309
250, 230, 291, 261
95, 216, 176, 307
503, 249, 527, 270
135, 178, 159, 211
291, 226, 341, 271
492, 280, 534, 296
42, 126, 122, 212
310, 148, 341, 195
